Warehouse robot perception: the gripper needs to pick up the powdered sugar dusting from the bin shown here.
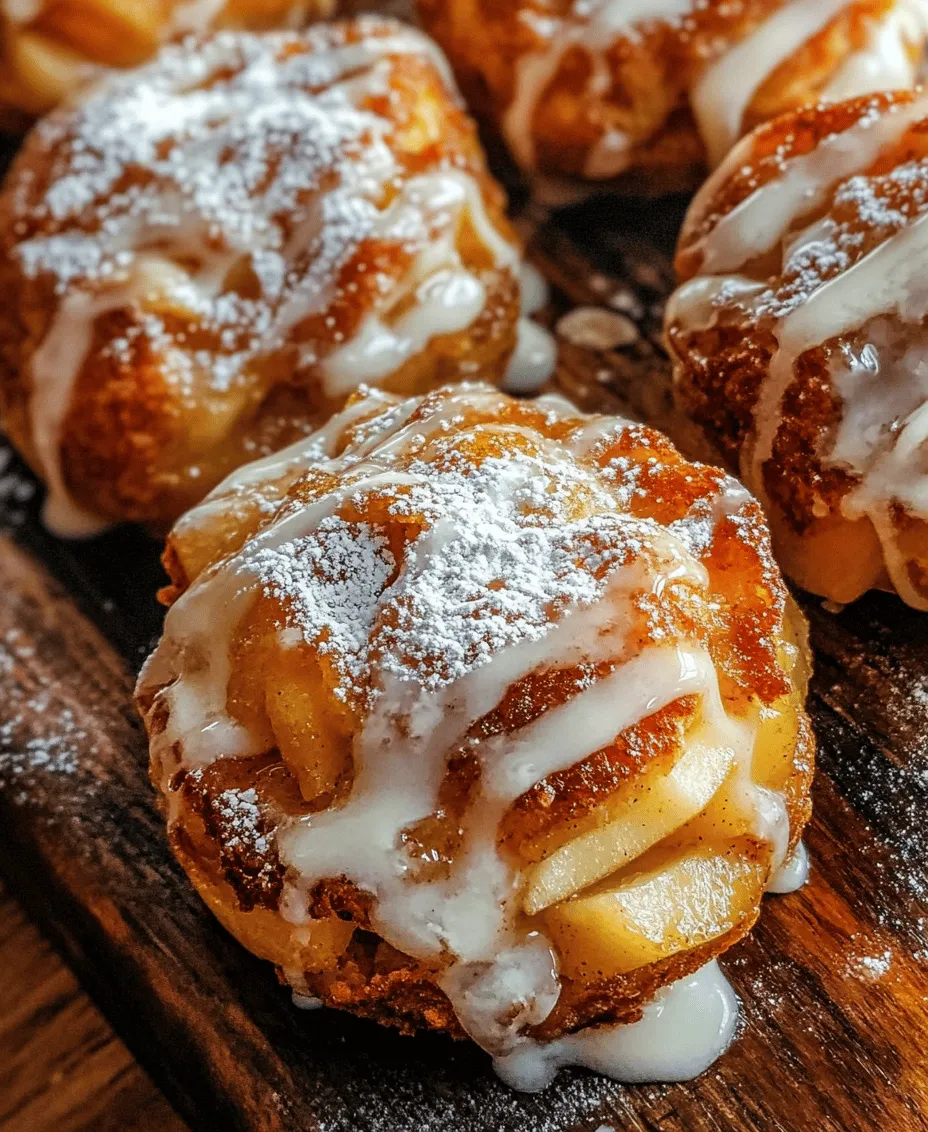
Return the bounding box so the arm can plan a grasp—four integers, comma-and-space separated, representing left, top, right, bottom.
214, 785, 272, 857
11, 20, 442, 370
252, 517, 396, 700
192, 385, 753, 706
493, 0, 925, 176
753, 156, 928, 323
373, 468, 642, 689
243, 422, 656, 702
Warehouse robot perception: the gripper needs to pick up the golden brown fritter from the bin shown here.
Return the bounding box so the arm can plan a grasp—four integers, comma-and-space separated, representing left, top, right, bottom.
0, 17, 521, 533
137, 383, 814, 1058
667, 90, 928, 607
418, 0, 924, 189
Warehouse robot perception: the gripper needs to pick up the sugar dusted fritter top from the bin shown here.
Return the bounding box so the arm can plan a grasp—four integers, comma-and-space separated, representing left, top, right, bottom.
0, 17, 520, 532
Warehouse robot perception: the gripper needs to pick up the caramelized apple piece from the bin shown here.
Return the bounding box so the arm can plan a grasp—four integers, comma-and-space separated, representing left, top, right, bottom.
263, 644, 355, 805
543, 842, 766, 978
523, 723, 735, 915
8, 30, 83, 111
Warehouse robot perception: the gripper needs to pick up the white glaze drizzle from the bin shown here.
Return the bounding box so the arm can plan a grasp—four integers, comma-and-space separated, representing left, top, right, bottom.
823, 0, 928, 100
754, 208, 928, 607
139, 384, 794, 1090
501, 0, 693, 173
691, 0, 848, 167
827, 322, 928, 606
1, 0, 41, 22
10, 20, 518, 535
668, 91, 928, 608
28, 289, 122, 536
686, 96, 928, 276
169, 0, 229, 35
168, 385, 406, 540
320, 172, 515, 391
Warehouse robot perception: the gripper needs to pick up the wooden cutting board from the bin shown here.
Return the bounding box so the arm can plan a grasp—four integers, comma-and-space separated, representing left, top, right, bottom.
1, 140, 928, 1132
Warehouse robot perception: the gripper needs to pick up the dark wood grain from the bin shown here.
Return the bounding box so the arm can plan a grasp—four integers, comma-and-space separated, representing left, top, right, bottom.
1, 157, 928, 1132
0, 882, 187, 1132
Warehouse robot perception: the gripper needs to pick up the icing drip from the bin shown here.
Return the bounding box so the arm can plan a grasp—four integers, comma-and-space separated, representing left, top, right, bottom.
321, 170, 518, 390
139, 385, 796, 1090
668, 91, 928, 608
504, 262, 557, 394
504, 318, 558, 393
767, 839, 809, 894
492, 960, 739, 1092
9, 20, 517, 535
518, 262, 550, 317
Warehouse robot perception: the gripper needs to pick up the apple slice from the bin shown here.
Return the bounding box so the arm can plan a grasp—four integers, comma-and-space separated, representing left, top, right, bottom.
264, 644, 354, 805
9, 31, 85, 113
543, 845, 764, 978
522, 738, 734, 915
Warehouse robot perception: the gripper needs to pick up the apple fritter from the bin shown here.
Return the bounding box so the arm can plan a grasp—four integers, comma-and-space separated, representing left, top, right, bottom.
417, 0, 927, 190
137, 381, 814, 1090
666, 90, 928, 608
0, 17, 522, 534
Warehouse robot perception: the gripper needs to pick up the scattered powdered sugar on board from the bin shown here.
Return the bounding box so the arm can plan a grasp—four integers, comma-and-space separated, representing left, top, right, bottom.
724, 952, 792, 1020
844, 938, 895, 983
305, 1050, 649, 1132
0, 627, 99, 812
0, 717, 80, 777
851, 952, 893, 981
0, 700, 97, 809
0, 442, 36, 527
829, 728, 928, 903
